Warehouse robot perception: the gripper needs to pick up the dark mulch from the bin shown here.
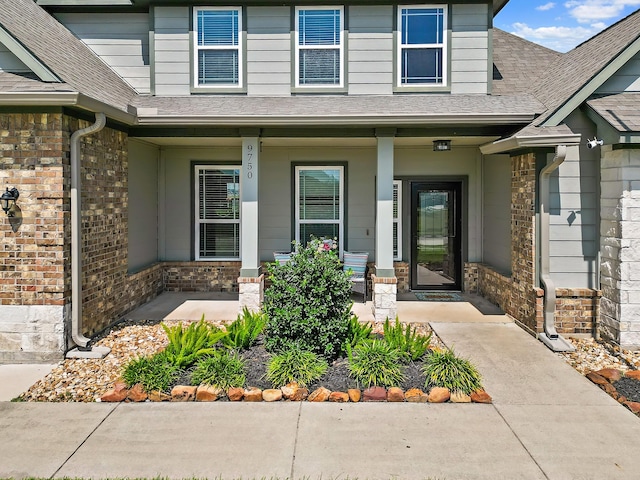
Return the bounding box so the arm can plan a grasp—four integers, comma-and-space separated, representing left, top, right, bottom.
172, 336, 431, 395
614, 377, 640, 403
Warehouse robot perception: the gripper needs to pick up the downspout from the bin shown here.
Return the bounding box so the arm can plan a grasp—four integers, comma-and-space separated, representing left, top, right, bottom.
70, 113, 106, 351
538, 145, 575, 352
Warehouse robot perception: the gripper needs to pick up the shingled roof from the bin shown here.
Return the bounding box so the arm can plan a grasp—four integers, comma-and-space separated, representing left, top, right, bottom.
587, 93, 640, 132
492, 29, 562, 96
0, 0, 137, 111
532, 8, 640, 126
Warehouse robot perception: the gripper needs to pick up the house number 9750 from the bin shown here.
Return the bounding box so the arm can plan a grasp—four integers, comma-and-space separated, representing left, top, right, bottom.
246, 144, 254, 179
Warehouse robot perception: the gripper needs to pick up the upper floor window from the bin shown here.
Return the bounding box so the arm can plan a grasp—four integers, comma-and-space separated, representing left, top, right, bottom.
295, 6, 344, 87
398, 6, 447, 86
194, 7, 242, 87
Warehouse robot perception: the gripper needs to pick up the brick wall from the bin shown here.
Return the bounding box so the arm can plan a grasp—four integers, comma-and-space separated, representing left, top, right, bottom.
163, 261, 243, 292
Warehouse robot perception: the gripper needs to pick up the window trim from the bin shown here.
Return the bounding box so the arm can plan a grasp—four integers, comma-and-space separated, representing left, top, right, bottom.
396, 4, 448, 88
193, 6, 244, 90
294, 164, 345, 257
294, 5, 345, 89
194, 164, 242, 261
393, 180, 402, 261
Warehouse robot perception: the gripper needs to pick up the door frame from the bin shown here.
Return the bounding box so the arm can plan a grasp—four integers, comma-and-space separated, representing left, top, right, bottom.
409, 179, 464, 291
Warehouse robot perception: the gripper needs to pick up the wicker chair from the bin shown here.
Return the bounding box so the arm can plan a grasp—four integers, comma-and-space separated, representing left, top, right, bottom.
343, 251, 369, 302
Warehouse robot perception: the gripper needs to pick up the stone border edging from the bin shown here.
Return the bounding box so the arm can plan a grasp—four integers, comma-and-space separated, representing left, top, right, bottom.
586, 368, 640, 415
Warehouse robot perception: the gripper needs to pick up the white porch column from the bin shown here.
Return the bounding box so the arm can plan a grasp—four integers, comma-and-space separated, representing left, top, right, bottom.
238, 131, 263, 312
373, 129, 397, 321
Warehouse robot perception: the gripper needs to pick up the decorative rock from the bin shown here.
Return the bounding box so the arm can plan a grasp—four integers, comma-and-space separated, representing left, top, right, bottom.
329, 391, 350, 403
127, 383, 148, 402
101, 381, 128, 402
624, 401, 640, 414
596, 368, 623, 383
348, 389, 361, 403
196, 385, 223, 402
428, 387, 450, 403
601, 382, 617, 396
450, 391, 472, 403
281, 382, 299, 400
470, 390, 492, 404
262, 389, 283, 402
625, 370, 640, 380
387, 387, 405, 402
244, 387, 263, 402
586, 371, 609, 386
227, 387, 244, 401
291, 387, 309, 401
405, 388, 428, 403
363, 386, 387, 402
308, 387, 331, 402
148, 390, 171, 402
171, 385, 196, 402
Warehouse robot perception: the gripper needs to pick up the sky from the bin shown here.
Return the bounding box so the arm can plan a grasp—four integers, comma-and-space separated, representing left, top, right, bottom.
495, 0, 640, 52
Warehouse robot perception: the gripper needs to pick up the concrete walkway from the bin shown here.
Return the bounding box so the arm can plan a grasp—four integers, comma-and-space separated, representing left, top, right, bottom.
1, 315, 640, 479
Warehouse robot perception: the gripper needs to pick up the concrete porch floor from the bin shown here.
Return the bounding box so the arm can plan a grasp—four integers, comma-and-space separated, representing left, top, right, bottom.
123, 291, 510, 324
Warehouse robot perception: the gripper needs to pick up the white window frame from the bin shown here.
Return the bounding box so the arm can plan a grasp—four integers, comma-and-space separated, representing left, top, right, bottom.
295, 6, 344, 88
393, 180, 402, 261
397, 5, 447, 87
195, 165, 241, 261
193, 6, 243, 89
295, 165, 345, 257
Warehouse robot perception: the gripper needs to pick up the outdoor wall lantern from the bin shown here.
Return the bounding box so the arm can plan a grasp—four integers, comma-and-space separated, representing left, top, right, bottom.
433, 139, 451, 152
1, 187, 19, 217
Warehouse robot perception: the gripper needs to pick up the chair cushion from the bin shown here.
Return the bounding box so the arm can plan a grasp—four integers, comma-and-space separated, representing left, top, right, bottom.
274, 252, 291, 265
343, 251, 368, 277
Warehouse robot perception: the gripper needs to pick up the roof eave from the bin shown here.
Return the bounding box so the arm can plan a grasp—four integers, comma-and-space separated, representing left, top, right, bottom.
0, 92, 137, 125
479, 133, 582, 155
135, 113, 537, 127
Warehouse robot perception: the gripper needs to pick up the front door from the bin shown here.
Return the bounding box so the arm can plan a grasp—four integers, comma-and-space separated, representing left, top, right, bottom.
411, 182, 462, 290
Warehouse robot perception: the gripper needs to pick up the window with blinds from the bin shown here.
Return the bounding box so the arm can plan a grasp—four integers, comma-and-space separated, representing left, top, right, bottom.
194, 7, 242, 87
295, 165, 344, 255
295, 7, 343, 87
398, 6, 447, 86
393, 180, 402, 260
195, 166, 241, 260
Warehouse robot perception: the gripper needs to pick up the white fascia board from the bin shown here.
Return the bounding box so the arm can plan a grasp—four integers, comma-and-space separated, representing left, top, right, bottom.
542, 37, 640, 127
0, 92, 136, 125
0, 26, 60, 83
136, 113, 536, 127
479, 133, 582, 155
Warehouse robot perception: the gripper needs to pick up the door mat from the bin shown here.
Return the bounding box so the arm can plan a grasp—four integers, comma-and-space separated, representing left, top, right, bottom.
413, 292, 464, 302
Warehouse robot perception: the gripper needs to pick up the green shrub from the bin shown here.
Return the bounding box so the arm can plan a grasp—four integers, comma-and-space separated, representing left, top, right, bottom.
263, 239, 352, 359
222, 307, 266, 350
347, 340, 406, 388
190, 350, 246, 389
161, 316, 228, 369
344, 312, 374, 350
422, 348, 483, 395
382, 317, 432, 362
122, 351, 180, 393
266, 347, 329, 388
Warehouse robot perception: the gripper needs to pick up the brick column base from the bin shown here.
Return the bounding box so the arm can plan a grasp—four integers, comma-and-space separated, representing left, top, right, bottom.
238, 274, 264, 314
371, 274, 397, 322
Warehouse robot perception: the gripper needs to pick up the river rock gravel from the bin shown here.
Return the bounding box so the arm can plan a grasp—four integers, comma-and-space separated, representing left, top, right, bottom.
15, 320, 640, 403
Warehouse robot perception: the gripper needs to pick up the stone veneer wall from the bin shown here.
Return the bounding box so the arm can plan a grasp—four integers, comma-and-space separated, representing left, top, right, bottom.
600, 147, 640, 348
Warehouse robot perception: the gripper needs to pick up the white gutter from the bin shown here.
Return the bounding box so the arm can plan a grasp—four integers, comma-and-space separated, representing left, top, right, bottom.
69, 112, 106, 351
136, 113, 536, 127
479, 133, 581, 155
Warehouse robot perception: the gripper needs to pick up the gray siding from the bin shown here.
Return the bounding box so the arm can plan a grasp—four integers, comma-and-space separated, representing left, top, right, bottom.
128, 140, 159, 272
596, 51, 640, 93
482, 154, 511, 274
0, 44, 29, 72
153, 6, 190, 96
450, 3, 489, 94
348, 5, 393, 95
54, 12, 150, 94
246, 6, 291, 96
547, 110, 599, 288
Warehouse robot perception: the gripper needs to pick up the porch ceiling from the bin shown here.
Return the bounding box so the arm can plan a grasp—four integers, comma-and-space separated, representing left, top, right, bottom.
133, 136, 501, 148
